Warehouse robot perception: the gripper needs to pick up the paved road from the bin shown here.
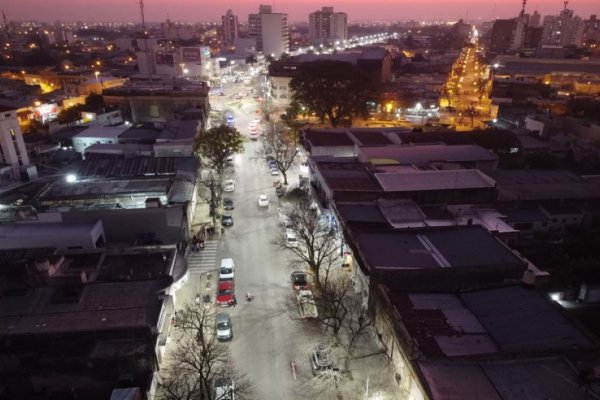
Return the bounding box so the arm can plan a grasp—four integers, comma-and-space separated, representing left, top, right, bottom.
204, 80, 325, 399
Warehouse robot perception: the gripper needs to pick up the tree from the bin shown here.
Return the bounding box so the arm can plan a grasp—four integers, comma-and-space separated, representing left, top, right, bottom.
289, 60, 376, 127
158, 297, 252, 400
275, 199, 341, 285
261, 121, 299, 185
194, 125, 244, 222
194, 124, 244, 179
84, 93, 105, 109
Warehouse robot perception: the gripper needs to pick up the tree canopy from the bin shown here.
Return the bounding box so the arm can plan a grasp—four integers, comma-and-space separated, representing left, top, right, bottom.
194, 124, 244, 177
289, 60, 376, 127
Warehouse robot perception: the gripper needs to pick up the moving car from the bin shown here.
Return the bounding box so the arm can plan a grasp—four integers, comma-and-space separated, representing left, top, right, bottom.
215, 313, 232, 341
223, 179, 235, 192
219, 258, 235, 280
223, 198, 234, 210
285, 230, 298, 248
221, 212, 233, 227
217, 280, 235, 306
213, 377, 235, 400
291, 271, 309, 290
258, 194, 269, 207
310, 345, 335, 375
297, 290, 318, 319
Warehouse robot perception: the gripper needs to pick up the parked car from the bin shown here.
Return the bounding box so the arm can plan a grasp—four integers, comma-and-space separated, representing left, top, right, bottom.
297, 290, 318, 319
223, 179, 235, 192
215, 313, 232, 341
285, 230, 298, 248
221, 212, 233, 227
270, 169, 280, 176
217, 280, 235, 306
223, 198, 234, 210
258, 194, 269, 207
219, 258, 235, 280
291, 271, 309, 290
268, 160, 278, 169
249, 131, 258, 140
310, 345, 334, 375
213, 377, 235, 400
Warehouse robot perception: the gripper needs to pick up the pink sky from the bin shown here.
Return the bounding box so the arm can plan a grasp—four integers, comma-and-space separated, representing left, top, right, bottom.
4, 0, 599, 23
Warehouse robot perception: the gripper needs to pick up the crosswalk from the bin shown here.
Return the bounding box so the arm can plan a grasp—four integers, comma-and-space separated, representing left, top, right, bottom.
187, 240, 219, 273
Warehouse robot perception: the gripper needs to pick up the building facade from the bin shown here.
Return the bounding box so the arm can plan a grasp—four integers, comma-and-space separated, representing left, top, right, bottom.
248, 5, 289, 58
0, 106, 30, 178
308, 6, 348, 45
222, 9, 239, 44
541, 7, 585, 47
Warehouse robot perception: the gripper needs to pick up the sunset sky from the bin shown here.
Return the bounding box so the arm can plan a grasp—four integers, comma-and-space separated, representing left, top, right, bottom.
3, 0, 599, 23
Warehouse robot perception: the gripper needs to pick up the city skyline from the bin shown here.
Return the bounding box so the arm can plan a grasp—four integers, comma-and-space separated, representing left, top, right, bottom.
2, 0, 599, 23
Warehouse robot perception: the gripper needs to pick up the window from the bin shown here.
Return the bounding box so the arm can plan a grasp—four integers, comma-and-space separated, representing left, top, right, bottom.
9, 128, 15, 138
150, 104, 159, 118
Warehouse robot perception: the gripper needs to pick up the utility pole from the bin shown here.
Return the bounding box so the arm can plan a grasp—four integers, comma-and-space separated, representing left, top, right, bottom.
2, 10, 10, 40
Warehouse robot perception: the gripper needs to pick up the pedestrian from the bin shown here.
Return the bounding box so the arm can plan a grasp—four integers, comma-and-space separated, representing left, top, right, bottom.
221, 226, 225, 237
191, 235, 198, 253
232, 295, 237, 307
245, 292, 252, 302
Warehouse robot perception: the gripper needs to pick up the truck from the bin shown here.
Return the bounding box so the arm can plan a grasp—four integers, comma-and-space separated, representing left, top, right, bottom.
297, 290, 318, 319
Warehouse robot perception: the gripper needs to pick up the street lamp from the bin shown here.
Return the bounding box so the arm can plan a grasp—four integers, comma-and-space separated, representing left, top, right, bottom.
65, 174, 77, 183
94, 71, 100, 84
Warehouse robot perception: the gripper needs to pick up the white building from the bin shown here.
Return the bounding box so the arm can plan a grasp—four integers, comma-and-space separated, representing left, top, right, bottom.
222, 9, 239, 44
308, 6, 348, 45
0, 106, 30, 178
248, 5, 289, 58
541, 7, 585, 47
72, 126, 129, 154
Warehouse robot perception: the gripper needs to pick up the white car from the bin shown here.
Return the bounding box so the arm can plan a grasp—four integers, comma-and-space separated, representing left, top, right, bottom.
223, 179, 235, 192
219, 258, 235, 280
258, 194, 269, 207
270, 168, 280, 176
285, 230, 298, 248
249, 131, 258, 140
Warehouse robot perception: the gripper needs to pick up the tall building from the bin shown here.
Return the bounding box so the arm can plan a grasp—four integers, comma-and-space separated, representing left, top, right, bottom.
222, 9, 239, 44
489, 19, 518, 54
0, 106, 29, 177
308, 6, 348, 45
529, 10, 541, 27
541, 7, 585, 47
248, 5, 289, 58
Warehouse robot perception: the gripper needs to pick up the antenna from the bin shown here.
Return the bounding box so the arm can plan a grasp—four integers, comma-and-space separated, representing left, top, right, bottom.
2, 10, 9, 40
520, 0, 527, 17
563, 0, 568, 10
139, 0, 146, 33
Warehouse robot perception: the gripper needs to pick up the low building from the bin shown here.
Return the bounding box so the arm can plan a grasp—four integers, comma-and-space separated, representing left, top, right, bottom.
0, 220, 105, 250
73, 126, 129, 154
103, 77, 210, 126
0, 246, 178, 399
375, 285, 597, 400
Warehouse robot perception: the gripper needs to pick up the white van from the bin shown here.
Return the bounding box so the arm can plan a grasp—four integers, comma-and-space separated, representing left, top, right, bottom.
219, 258, 235, 281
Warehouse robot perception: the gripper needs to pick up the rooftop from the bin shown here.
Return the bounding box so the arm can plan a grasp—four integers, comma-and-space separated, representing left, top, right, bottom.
355, 225, 524, 271
74, 153, 198, 178
37, 177, 170, 202
74, 126, 130, 140
359, 144, 498, 165
303, 129, 355, 147
373, 169, 496, 192
387, 286, 594, 358
419, 358, 586, 400
316, 160, 382, 192
0, 279, 168, 336
492, 56, 600, 76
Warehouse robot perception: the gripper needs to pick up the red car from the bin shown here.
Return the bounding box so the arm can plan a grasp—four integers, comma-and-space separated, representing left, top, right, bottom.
217, 280, 235, 306
291, 271, 309, 290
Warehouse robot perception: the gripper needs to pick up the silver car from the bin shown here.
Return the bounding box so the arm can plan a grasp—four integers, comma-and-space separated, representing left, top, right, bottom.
216, 313, 232, 341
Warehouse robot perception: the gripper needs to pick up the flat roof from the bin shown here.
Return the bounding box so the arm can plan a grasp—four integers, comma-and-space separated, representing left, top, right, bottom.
74, 126, 129, 139
37, 177, 170, 202
157, 120, 200, 141
419, 358, 585, 400
492, 56, 600, 75
317, 161, 383, 192
0, 222, 100, 245
374, 169, 496, 192
356, 225, 522, 271
0, 279, 167, 336
335, 202, 388, 224
303, 129, 355, 147
461, 286, 593, 352
74, 153, 198, 178
360, 144, 497, 165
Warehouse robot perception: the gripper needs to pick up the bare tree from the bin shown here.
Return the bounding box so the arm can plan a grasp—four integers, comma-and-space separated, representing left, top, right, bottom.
261, 121, 300, 185
157, 297, 252, 400
197, 170, 224, 227
275, 199, 340, 286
